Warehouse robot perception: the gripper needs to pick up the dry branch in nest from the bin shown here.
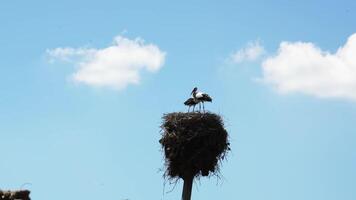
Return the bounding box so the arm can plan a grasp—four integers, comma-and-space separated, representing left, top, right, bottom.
159, 112, 230, 180
0, 190, 30, 200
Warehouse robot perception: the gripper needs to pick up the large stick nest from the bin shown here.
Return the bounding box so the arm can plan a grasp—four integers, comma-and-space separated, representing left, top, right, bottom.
159, 112, 230, 180
0, 190, 30, 200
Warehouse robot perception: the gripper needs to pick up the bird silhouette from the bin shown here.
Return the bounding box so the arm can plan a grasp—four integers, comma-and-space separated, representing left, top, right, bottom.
190, 87, 213, 112
184, 97, 199, 112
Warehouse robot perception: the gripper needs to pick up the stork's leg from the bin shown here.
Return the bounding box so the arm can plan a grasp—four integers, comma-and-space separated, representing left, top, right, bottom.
193, 104, 195, 112
188, 106, 190, 112
199, 102, 202, 112
202, 102, 205, 112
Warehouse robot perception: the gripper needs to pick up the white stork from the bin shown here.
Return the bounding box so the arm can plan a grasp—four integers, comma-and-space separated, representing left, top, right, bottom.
191, 87, 212, 112
184, 97, 199, 112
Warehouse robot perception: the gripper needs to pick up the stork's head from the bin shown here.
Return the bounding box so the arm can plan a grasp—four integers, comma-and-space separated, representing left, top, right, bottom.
191, 87, 198, 95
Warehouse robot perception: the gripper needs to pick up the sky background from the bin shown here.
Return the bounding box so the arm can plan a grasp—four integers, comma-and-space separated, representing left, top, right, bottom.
1, 0, 356, 200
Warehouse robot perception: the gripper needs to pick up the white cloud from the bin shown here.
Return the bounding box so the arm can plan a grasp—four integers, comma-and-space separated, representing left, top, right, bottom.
47, 36, 166, 90
47, 47, 97, 63
261, 33, 356, 100
230, 40, 265, 63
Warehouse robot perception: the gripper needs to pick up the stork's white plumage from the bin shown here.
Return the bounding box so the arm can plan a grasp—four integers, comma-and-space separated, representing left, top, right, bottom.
194, 92, 204, 99
190, 87, 212, 112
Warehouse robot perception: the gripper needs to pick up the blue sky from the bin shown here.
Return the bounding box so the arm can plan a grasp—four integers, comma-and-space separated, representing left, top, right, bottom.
1, 0, 356, 199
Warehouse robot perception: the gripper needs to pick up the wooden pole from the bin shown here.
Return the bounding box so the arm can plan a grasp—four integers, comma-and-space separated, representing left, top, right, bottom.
182, 176, 193, 200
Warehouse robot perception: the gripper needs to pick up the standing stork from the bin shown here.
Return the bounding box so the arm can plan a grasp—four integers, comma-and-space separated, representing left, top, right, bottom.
184, 97, 199, 112
191, 87, 212, 112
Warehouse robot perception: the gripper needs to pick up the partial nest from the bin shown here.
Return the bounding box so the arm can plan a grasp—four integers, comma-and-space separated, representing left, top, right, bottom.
159, 112, 230, 180
0, 190, 30, 200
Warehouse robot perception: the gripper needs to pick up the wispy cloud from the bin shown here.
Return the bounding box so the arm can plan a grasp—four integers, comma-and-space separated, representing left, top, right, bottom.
47, 35, 166, 90
229, 40, 265, 63
261, 33, 356, 100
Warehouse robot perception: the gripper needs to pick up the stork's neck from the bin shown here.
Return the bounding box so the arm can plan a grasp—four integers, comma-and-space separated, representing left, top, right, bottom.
192, 91, 197, 98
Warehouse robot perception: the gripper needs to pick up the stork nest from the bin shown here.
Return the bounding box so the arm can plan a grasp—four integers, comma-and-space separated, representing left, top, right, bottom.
0, 190, 30, 200
159, 112, 230, 180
